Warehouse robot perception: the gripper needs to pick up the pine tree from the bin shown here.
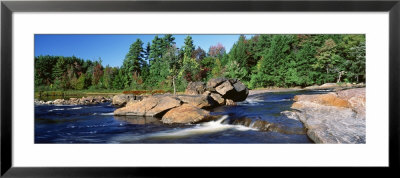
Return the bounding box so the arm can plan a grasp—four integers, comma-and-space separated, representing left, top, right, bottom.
183, 35, 195, 58
122, 39, 144, 88
226, 35, 250, 81
250, 35, 294, 88
52, 57, 67, 81
76, 73, 86, 90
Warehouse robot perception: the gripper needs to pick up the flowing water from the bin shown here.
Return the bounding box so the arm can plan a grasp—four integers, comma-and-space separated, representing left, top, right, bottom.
35, 90, 328, 143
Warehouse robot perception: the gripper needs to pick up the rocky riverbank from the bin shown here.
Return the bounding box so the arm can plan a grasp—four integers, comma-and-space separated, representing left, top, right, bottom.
284, 88, 366, 143
303, 82, 365, 91
248, 82, 365, 96
35, 96, 112, 105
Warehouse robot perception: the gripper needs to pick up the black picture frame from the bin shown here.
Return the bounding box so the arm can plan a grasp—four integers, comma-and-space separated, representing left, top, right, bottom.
1, 0, 399, 177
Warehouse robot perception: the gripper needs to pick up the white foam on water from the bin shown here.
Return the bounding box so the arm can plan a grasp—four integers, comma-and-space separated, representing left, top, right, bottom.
92, 112, 114, 115
237, 97, 264, 106
265, 99, 291, 102
100, 112, 114, 115
69, 107, 83, 110
53, 104, 76, 107
246, 97, 264, 103
48, 108, 64, 112
111, 115, 257, 143
239, 98, 291, 106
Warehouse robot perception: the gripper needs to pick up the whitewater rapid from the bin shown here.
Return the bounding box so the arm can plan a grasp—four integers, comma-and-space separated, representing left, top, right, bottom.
111, 115, 257, 143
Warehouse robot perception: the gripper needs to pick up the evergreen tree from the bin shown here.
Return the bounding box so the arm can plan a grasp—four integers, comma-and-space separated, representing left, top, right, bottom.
76, 73, 86, 90
226, 35, 251, 81
147, 35, 176, 88
250, 35, 294, 88
52, 57, 67, 81
183, 35, 195, 58
112, 69, 124, 90
122, 39, 144, 87
34, 34, 366, 92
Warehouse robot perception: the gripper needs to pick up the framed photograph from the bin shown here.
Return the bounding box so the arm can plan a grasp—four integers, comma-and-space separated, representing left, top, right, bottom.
1, 0, 399, 177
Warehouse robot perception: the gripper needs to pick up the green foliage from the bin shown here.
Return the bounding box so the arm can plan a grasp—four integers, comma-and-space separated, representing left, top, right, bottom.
35, 34, 366, 92
52, 57, 67, 80
76, 73, 86, 90
102, 66, 112, 89
180, 56, 199, 82
122, 39, 144, 86
183, 35, 195, 58
112, 69, 124, 90
225, 35, 250, 81
211, 58, 223, 77
250, 35, 294, 88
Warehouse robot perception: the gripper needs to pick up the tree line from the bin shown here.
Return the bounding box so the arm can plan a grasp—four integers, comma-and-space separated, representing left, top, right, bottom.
34, 34, 366, 92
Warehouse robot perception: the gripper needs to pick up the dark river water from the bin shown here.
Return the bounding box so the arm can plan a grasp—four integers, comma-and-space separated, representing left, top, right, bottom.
35, 90, 327, 144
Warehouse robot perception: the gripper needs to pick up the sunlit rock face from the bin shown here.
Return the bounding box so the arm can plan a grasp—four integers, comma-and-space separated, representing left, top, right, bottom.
114, 95, 182, 117
161, 104, 215, 124
288, 88, 366, 144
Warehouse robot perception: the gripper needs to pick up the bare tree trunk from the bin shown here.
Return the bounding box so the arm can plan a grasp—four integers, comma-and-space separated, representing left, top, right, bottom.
173, 75, 176, 95
337, 72, 342, 83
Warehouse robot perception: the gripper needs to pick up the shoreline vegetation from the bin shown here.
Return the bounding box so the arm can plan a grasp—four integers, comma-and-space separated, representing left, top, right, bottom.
35, 34, 365, 97
35, 82, 365, 101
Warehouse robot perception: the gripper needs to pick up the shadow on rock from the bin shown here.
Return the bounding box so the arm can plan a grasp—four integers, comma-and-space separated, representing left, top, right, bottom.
114, 116, 163, 125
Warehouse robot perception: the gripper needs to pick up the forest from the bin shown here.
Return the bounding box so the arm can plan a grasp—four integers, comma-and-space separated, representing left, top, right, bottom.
34, 34, 366, 92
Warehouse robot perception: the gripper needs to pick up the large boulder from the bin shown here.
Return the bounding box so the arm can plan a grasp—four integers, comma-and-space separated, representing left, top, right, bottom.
185, 82, 206, 95
215, 80, 234, 96
114, 116, 162, 125
231, 80, 249, 101
336, 88, 366, 118
112, 94, 135, 107
209, 93, 225, 105
293, 93, 350, 108
225, 99, 236, 106
207, 78, 249, 102
206, 78, 228, 91
114, 95, 182, 117
176, 94, 215, 109
289, 88, 366, 143
161, 104, 213, 124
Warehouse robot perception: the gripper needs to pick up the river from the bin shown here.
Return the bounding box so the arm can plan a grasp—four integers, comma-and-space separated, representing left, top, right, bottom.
34, 90, 328, 143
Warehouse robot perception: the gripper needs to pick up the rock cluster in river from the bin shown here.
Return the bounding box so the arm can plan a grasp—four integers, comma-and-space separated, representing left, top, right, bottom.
186, 77, 249, 103
114, 94, 218, 124
114, 78, 249, 124
112, 94, 143, 107
285, 88, 366, 144
35, 96, 112, 105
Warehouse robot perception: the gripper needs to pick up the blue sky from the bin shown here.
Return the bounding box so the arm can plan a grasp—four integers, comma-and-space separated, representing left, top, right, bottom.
35, 34, 254, 67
